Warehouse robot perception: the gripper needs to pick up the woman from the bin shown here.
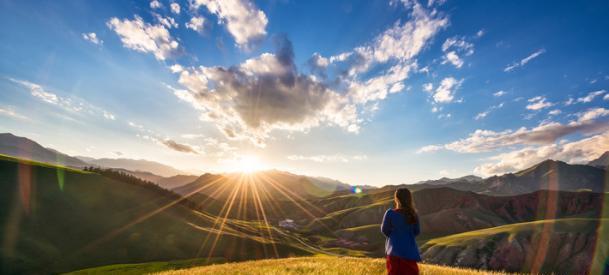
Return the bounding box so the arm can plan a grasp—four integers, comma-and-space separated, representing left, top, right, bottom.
381, 188, 421, 275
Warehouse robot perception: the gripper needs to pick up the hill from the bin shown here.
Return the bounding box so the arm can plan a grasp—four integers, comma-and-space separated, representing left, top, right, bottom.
0, 155, 313, 274
589, 151, 609, 169
78, 157, 186, 177
421, 218, 609, 274
0, 133, 88, 167
68, 256, 514, 275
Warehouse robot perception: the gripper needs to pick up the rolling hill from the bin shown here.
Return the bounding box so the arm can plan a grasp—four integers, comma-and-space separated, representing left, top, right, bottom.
0, 133, 88, 167
77, 157, 187, 177
421, 218, 609, 274
0, 155, 313, 274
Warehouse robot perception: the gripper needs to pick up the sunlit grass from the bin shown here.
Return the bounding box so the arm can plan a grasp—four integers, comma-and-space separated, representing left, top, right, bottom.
152, 257, 517, 275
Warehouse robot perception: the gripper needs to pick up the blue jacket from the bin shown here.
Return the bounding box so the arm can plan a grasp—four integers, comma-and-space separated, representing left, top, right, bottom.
381, 208, 421, 261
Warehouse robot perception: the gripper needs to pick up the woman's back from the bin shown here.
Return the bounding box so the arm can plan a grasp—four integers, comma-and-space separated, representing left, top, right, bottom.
381, 208, 421, 261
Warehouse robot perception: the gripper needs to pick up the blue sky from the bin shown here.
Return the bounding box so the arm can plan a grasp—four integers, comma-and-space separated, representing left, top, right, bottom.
1, 0, 608, 186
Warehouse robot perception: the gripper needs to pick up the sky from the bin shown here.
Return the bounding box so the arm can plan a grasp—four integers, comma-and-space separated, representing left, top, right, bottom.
1, 0, 609, 186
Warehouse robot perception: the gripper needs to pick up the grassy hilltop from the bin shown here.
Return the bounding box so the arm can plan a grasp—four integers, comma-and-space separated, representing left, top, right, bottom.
69, 256, 515, 275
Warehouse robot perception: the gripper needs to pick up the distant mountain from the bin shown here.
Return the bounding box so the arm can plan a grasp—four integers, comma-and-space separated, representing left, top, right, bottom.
588, 151, 609, 168
414, 175, 483, 186
78, 157, 186, 177
0, 133, 88, 167
157, 174, 199, 190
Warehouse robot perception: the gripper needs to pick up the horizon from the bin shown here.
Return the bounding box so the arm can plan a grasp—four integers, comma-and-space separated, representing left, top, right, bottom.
1, 1, 609, 187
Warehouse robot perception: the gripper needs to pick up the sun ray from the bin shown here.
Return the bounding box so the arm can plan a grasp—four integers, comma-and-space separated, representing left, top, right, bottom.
205, 175, 245, 259
250, 174, 279, 258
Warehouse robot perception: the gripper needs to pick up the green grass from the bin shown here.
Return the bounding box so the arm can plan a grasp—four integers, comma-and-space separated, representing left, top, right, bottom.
424, 218, 609, 247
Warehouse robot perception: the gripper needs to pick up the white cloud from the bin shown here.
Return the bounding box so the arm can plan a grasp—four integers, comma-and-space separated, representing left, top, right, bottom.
576, 89, 606, 103
419, 107, 609, 154
442, 51, 463, 68
476, 29, 485, 37
526, 96, 553, 110
604, 94, 609, 101
150, 0, 161, 9
432, 77, 462, 103
169, 64, 183, 73
153, 13, 178, 29
185, 16, 206, 33
0, 107, 28, 120
493, 90, 506, 97
441, 36, 474, 69
107, 15, 179, 61
474, 130, 609, 176
8, 78, 116, 120
422, 83, 433, 92
191, 0, 268, 48
548, 109, 561, 116
170, 2, 180, 14
504, 48, 546, 72
475, 103, 503, 120
416, 144, 442, 153
287, 154, 367, 163
82, 32, 103, 45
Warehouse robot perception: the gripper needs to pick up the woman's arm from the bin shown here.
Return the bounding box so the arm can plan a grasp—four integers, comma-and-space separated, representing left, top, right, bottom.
413, 220, 421, 236
381, 210, 392, 237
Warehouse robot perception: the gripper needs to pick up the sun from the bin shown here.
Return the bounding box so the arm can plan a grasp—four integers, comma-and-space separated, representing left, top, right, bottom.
234, 155, 265, 173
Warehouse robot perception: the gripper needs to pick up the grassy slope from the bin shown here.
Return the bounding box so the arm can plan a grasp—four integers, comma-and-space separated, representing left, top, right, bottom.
69, 256, 516, 275
0, 155, 311, 274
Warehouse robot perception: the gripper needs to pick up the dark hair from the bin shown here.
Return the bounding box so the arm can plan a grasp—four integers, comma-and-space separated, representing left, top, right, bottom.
394, 188, 418, 224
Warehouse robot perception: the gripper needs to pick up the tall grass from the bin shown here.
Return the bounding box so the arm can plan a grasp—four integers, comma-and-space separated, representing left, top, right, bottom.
155, 257, 515, 275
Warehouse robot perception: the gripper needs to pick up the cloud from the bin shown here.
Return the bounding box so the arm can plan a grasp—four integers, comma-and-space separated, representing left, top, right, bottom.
416, 144, 442, 153
107, 15, 179, 61
8, 78, 116, 119
287, 154, 367, 163
422, 83, 433, 92
161, 139, 198, 154
0, 107, 29, 120
150, 0, 161, 9
605, 94, 609, 101
474, 102, 504, 120
191, 0, 268, 48
185, 16, 206, 33
82, 32, 103, 45
504, 48, 546, 72
170, 2, 180, 14
169, 64, 184, 73
474, 130, 609, 176
441, 36, 474, 68
432, 77, 462, 103
576, 89, 606, 103
526, 96, 553, 110
419, 107, 609, 154
170, 4, 447, 146
548, 109, 562, 116
493, 90, 506, 97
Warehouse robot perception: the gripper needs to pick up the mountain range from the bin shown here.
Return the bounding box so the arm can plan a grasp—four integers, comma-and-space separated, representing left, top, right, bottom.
0, 132, 608, 274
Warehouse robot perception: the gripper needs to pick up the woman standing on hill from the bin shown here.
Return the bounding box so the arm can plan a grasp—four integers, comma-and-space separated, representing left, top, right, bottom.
381, 188, 421, 275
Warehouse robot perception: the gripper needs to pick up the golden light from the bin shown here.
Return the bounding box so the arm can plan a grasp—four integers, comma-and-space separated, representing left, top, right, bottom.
234, 155, 265, 173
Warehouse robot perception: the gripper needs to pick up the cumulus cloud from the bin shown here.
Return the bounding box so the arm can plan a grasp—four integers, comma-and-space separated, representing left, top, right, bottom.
432, 77, 462, 103
287, 154, 367, 163
150, 0, 161, 9
170, 2, 180, 14
422, 83, 433, 92
82, 32, 103, 45
604, 94, 609, 101
548, 109, 562, 116
576, 90, 606, 103
504, 48, 546, 72
191, 0, 268, 48
419, 107, 609, 154
171, 4, 447, 146
107, 15, 179, 61
185, 16, 206, 33
526, 96, 553, 110
474, 130, 609, 176
441, 36, 474, 68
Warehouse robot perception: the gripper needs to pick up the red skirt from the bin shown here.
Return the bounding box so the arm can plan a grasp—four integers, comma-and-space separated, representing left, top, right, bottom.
386, 255, 419, 275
